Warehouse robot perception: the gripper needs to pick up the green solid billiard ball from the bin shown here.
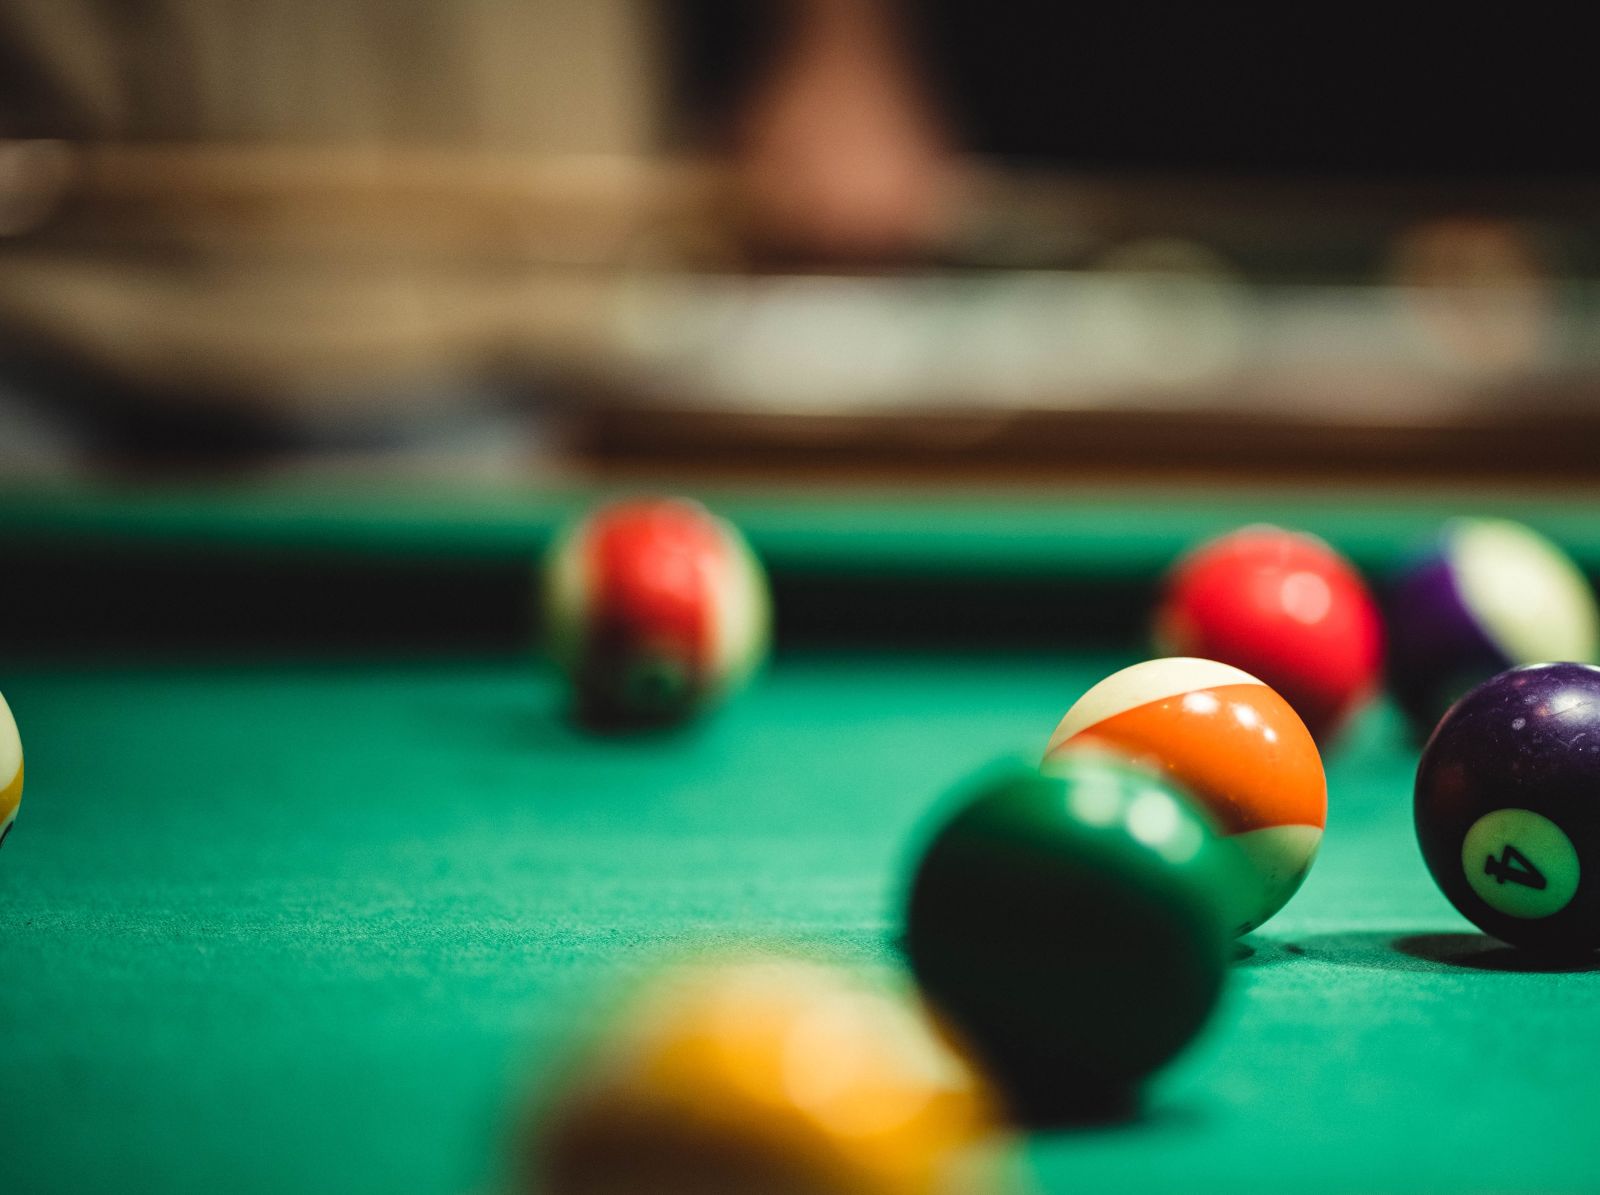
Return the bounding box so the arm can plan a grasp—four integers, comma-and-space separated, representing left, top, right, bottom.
903, 754, 1238, 1117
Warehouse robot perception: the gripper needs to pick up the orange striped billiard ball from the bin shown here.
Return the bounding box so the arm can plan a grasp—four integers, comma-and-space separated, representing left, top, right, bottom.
1043, 657, 1327, 936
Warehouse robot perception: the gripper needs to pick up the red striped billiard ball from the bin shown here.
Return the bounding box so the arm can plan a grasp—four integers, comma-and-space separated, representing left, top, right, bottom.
544, 498, 770, 726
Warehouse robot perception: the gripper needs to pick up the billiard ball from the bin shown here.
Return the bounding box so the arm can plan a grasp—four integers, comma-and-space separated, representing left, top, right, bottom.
1042, 657, 1326, 936
1415, 662, 1600, 955
543, 498, 771, 726
903, 755, 1236, 1115
0, 691, 20, 850
527, 954, 1007, 1195
1154, 525, 1383, 743
1388, 518, 1599, 738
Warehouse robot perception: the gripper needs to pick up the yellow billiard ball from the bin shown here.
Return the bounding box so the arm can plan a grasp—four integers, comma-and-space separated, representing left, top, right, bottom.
525, 955, 1007, 1195
0, 691, 21, 850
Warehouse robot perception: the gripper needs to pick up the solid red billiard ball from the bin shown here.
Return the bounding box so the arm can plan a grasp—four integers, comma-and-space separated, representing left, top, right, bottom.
1154, 525, 1383, 743
543, 498, 770, 726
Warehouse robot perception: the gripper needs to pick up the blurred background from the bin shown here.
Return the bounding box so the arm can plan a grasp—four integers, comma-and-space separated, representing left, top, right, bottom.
2, 0, 1598, 485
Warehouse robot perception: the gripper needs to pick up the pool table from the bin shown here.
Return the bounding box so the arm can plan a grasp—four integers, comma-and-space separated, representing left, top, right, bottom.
3, 479, 1599, 1195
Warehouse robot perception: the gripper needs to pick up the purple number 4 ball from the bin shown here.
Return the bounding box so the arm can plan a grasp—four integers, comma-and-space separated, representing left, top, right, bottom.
1415, 662, 1600, 955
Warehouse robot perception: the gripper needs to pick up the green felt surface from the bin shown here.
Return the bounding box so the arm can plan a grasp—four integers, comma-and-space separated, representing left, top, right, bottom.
3, 651, 1598, 1195
8, 479, 1600, 578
